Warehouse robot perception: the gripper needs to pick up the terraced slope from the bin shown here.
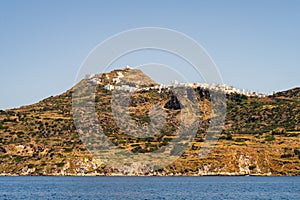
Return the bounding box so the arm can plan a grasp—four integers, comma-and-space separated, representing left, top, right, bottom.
0, 68, 299, 175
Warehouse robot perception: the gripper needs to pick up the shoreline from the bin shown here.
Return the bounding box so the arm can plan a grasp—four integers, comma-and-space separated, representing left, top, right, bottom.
1, 173, 298, 177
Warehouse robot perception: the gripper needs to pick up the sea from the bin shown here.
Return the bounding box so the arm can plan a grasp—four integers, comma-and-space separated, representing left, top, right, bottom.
0, 176, 299, 200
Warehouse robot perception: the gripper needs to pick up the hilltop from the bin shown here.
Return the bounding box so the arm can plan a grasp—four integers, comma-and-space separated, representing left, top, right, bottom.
0, 67, 299, 176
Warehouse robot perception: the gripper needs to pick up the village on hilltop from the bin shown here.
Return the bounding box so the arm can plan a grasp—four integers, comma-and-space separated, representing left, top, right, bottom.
85, 67, 267, 98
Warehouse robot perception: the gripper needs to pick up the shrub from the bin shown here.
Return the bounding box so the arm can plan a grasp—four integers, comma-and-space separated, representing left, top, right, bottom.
14, 155, 24, 162
16, 131, 24, 137
226, 134, 233, 140
131, 146, 142, 153
280, 153, 293, 159
294, 149, 300, 156
28, 164, 35, 168
265, 135, 275, 142
294, 149, 300, 159
0, 123, 8, 130
249, 165, 256, 170
219, 135, 226, 140
56, 162, 65, 167
64, 148, 73, 153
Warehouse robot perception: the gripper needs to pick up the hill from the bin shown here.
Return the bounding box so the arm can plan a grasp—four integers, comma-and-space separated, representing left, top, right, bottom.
0, 68, 299, 176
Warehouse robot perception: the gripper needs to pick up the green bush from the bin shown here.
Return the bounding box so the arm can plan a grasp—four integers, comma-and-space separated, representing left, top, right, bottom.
226, 134, 233, 140
56, 162, 65, 167
294, 149, 300, 155
0, 123, 8, 130
249, 165, 256, 170
64, 148, 73, 153
28, 164, 35, 168
265, 135, 275, 142
280, 153, 293, 158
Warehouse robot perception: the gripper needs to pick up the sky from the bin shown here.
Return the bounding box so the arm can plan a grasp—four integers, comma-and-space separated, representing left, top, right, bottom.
0, 0, 300, 110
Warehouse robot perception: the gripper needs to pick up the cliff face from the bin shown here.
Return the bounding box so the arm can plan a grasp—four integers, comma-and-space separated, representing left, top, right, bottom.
0, 68, 299, 176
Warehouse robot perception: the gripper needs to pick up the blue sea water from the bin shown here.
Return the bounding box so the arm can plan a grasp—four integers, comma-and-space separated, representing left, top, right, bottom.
0, 176, 299, 200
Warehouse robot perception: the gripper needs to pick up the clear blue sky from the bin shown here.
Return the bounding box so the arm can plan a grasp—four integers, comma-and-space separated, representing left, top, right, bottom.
1, 0, 299, 109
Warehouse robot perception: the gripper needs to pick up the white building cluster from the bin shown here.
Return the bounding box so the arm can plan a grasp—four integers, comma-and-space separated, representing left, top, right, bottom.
85, 72, 266, 98
104, 84, 138, 93
85, 74, 101, 86
112, 71, 124, 84
103, 81, 266, 97
194, 83, 267, 97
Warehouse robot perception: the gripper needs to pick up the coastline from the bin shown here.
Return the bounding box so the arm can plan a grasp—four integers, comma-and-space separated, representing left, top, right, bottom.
1, 172, 295, 177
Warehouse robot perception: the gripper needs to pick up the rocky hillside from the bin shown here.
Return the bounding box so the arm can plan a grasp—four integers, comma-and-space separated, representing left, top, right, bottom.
0, 68, 299, 176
